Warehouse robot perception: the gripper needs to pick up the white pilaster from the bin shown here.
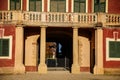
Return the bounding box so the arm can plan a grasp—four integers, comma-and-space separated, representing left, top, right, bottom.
14, 26, 25, 74
71, 27, 80, 74
38, 26, 47, 74
94, 28, 104, 74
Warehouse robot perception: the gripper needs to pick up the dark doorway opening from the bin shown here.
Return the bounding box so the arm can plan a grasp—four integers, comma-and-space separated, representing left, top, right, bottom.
46, 27, 73, 71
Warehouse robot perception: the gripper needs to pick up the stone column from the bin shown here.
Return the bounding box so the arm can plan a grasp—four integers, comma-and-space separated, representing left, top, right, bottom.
38, 26, 47, 74
94, 28, 104, 74
14, 25, 25, 74
71, 27, 80, 74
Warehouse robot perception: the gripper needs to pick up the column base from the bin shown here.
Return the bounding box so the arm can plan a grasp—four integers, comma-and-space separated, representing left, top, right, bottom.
71, 64, 80, 74
14, 65, 25, 74
94, 66, 104, 74
38, 63, 47, 74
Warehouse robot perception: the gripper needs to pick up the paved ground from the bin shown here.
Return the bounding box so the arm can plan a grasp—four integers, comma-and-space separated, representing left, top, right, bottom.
0, 71, 120, 80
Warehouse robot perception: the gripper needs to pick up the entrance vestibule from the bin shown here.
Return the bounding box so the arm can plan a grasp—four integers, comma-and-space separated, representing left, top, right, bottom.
23, 27, 96, 73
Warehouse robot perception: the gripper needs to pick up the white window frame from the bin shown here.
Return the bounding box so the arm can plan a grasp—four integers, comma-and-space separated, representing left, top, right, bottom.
48, 0, 68, 12
8, 0, 23, 10
27, 0, 44, 11
92, 0, 108, 13
72, 0, 88, 13
106, 38, 120, 61
0, 36, 12, 59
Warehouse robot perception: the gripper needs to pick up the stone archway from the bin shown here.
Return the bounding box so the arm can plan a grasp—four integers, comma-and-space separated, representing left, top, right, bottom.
46, 27, 73, 71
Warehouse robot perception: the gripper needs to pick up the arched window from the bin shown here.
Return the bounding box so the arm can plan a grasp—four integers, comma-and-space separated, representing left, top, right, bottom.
94, 0, 106, 12
50, 0, 66, 12
29, 0, 42, 11
74, 0, 86, 13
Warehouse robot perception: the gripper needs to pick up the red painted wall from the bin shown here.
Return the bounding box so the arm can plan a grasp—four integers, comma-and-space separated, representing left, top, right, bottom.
0, 25, 15, 67
108, 0, 120, 14
44, 0, 47, 12
88, 0, 92, 13
0, 0, 8, 10
68, 0, 71, 12
23, 0, 27, 11
103, 28, 120, 68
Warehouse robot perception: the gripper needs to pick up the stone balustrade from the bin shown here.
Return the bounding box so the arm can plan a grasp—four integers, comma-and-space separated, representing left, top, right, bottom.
0, 11, 120, 27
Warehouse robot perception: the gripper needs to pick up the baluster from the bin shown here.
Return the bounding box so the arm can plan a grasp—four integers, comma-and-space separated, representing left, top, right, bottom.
4, 12, 7, 21
91, 15, 94, 23
50, 13, 52, 22
78, 14, 80, 23
89, 14, 91, 23
59, 13, 62, 22
57, 13, 59, 22
85, 15, 88, 23
119, 16, 120, 23
54, 14, 56, 22
2, 12, 4, 21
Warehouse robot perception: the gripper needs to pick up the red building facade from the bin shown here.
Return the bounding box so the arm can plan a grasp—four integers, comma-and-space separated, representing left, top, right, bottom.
0, 0, 120, 74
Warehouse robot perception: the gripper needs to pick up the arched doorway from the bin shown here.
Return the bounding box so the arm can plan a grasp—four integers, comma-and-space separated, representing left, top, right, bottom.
46, 27, 73, 71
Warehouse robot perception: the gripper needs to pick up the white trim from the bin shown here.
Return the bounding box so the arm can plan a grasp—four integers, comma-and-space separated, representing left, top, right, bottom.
8, 0, 23, 10
8, 0, 10, 10
71, 0, 74, 12
66, 0, 68, 12
42, 0, 44, 12
0, 36, 12, 59
48, 0, 67, 12
106, 0, 108, 13
92, 0, 108, 13
72, 0, 88, 13
86, 0, 88, 13
92, 0, 94, 13
48, 0, 50, 12
27, 0, 29, 11
106, 38, 120, 61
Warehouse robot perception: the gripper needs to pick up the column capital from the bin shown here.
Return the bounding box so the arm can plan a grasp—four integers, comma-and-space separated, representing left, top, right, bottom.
40, 25, 48, 28
16, 24, 24, 27
72, 26, 79, 29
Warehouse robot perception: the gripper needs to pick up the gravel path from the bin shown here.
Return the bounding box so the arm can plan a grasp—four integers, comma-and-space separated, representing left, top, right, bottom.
0, 71, 120, 80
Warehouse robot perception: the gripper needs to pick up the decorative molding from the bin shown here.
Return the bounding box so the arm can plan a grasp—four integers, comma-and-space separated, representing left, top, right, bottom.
0, 36, 12, 59
106, 38, 120, 61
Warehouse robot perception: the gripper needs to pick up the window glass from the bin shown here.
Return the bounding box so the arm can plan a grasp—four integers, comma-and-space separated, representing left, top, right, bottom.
29, 0, 42, 11
74, 0, 86, 13
50, 0, 66, 12
109, 41, 120, 58
10, 0, 21, 10
94, 0, 105, 12
0, 39, 9, 56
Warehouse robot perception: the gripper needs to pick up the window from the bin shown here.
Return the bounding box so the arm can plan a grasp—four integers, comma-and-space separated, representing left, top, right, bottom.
94, 0, 106, 12
109, 41, 120, 58
29, 0, 42, 11
106, 38, 120, 61
74, 0, 86, 13
50, 0, 66, 12
10, 0, 21, 10
0, 39, 9, 56
0, 36, 12, 59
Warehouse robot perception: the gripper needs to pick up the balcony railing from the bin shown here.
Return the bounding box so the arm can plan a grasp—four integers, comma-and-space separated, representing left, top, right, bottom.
0, 11, 120, 27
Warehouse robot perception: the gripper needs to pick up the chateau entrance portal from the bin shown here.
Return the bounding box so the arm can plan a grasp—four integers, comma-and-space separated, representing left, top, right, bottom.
46, 28, 73, 71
